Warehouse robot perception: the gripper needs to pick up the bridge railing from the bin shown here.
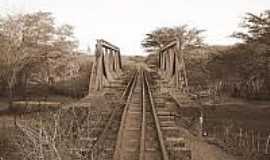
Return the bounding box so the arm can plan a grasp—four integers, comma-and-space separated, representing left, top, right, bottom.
88, 39, 122, 95
159, 40, 188, 91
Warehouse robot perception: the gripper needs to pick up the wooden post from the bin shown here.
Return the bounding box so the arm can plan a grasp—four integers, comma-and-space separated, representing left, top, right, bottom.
174, 49, 179, 89
104, 48, 109, 79
252, 130, 255, 151
109, 49, 114, 72
118, 50, 122, 70
162, 51, 166, 71
199, 111, 204, 137
265, 134, 270, 154
245, 129, 248, 150
114, 50, 119, 72
169, 48, 174, 77
257, 132, 261, 153
88, 39, 121, 95
158, 50, 162, 69
111, 50, 115, 72
239, 128, 243, 147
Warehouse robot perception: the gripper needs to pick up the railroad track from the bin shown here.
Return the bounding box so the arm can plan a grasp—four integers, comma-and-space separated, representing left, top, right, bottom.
112, 69, 191, 160
15, 71, 137, 160
15, 68, 191, 160
89, 71, 138, 160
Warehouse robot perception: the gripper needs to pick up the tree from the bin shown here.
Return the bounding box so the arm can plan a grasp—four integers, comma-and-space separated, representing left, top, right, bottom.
142, 27, 175, 51
141, 25, 204, 52
232, 10, 270, 97
142, 25, 204, 90
233, 10, 270, 45
0, 11, 78, 105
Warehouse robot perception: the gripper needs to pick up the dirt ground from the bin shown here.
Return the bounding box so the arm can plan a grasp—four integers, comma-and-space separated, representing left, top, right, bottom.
176, 95, 270, 160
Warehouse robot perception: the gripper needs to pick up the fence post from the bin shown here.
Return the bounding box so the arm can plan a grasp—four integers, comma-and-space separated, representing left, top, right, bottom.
265, 134, 270, 154
199, 111, 204, 137
257, 132, 261, 153
251, 130, 255, 151
239, 128, 243, 147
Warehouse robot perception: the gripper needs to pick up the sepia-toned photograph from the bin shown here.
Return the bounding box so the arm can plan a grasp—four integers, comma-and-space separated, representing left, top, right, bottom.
0, 0, 269, 160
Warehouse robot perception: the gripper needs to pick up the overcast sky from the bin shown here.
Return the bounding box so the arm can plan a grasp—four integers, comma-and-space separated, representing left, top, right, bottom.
0, 0, 270, 55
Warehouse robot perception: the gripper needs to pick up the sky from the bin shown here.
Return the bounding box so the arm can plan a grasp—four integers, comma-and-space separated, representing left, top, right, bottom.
0, 0, 270, 55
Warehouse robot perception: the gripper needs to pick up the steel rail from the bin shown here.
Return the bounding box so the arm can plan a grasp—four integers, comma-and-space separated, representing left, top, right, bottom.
143, 71, 169, 160
112, 71, 139, 160
90, 72, 137, 156
139, 70, 146, 160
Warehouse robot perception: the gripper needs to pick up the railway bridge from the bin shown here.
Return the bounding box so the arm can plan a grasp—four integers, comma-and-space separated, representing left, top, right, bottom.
86, 39, 192, 160
14, 39, 248, 160
82, 39, 247, 160
88, 39, 188, 95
